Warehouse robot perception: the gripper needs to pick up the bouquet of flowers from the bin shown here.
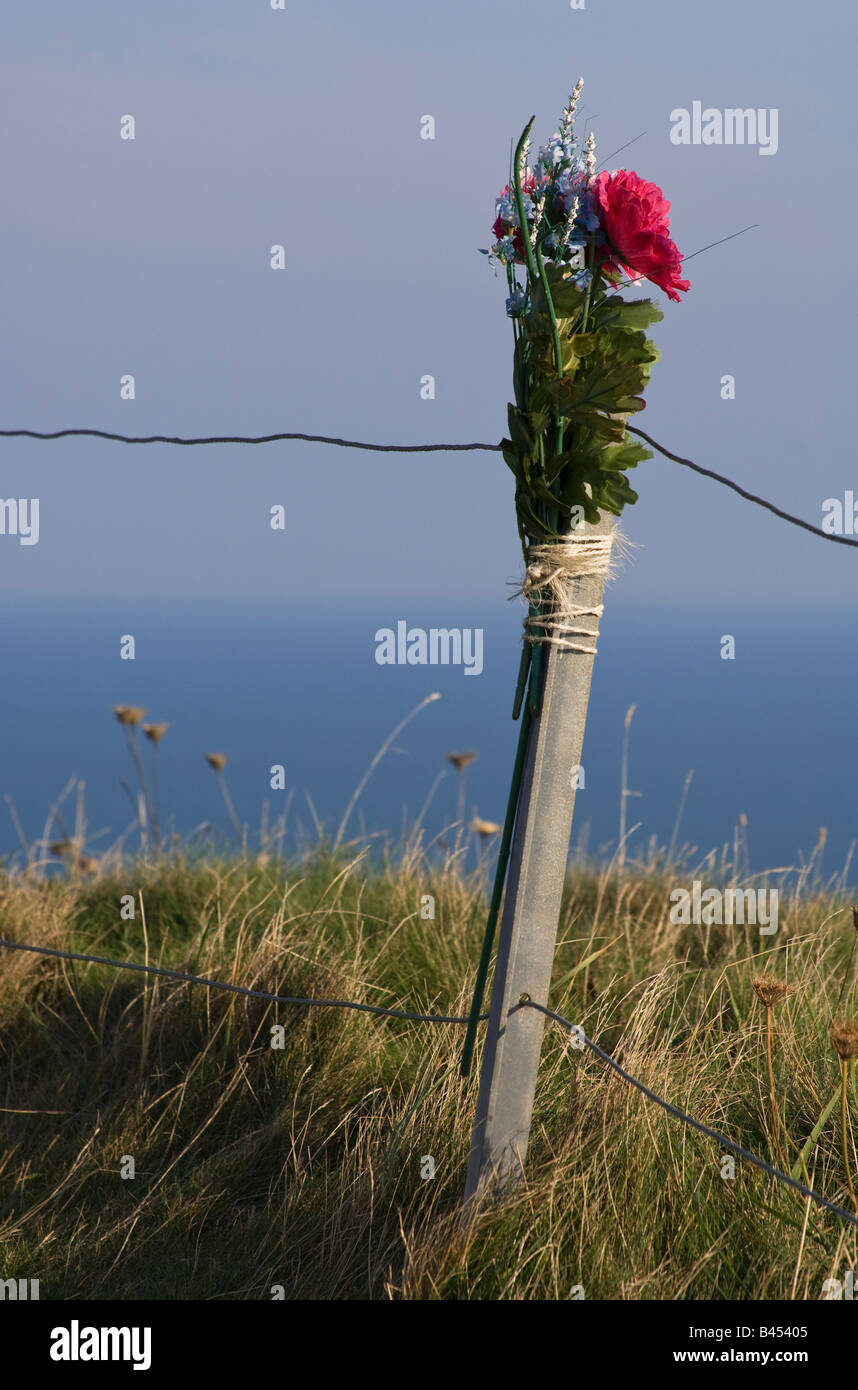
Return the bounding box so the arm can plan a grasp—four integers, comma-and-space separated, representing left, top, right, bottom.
483, 78, 690, 549
461, 85, 691, 1077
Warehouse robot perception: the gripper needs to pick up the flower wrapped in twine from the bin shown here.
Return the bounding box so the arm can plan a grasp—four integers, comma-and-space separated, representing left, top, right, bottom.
518, 524, 630, 656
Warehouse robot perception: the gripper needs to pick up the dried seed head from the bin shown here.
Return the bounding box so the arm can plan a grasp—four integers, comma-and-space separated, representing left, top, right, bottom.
738, 812, 747, 827
143, 722, 169, 743
852, 904, 858, 933
752, 973, 794, 1009
471, 817, 502, 839
205, 753, 228, 772
446, 751, 476, 772
584, 130, 596, 181
114, 705, 147, 727
76, 855, 98, 874
49, 839, 72, 858
830, 1018, 858, 1062
564, 77, 584, 125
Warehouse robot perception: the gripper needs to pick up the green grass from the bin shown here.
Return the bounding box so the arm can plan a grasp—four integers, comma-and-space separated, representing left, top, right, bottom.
1, 844, 856, 1300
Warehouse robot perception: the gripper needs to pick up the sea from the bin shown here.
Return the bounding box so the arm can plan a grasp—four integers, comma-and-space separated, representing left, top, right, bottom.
2, 595, 856, 884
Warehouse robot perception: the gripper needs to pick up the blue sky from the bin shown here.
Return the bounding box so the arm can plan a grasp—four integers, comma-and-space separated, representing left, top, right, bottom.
0, 0, 855, 604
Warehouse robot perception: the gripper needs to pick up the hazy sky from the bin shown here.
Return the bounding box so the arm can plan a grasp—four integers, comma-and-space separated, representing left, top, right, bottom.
1, 0, 856, 604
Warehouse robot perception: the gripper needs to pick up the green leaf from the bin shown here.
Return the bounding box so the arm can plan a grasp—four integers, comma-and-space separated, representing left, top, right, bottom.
558, 474, 601, 525
515, 487, 554, 542
512, 338, 528, 411
542, 447, 587, 487
576, 414, 629, 445
594, 296, 664, 332
529, 474, 562, 507
569, 360, 647, 414
560, 331, 597, 377
597, 326, 660, 366
500, 439, 522, 479
599, 440, 651, 471
508, 278, 667, 532
528, 379, 571, 424
539, 264, 586, 318
507, 404, 536, 456
598, 473, 639, 510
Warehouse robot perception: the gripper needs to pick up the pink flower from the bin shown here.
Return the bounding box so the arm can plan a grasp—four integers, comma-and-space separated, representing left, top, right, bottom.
591, 170, 690, 302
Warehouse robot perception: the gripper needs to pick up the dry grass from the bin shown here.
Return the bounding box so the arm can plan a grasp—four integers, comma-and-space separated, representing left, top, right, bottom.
0, 843, 857, 1300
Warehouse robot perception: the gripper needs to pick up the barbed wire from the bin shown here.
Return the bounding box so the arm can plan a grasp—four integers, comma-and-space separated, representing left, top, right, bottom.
0, 939, 485, 1024
526, 999, 858, 1229
626, 426, 858, 549
0, 427, 498, 453
3, 423, 854, 548
2, 936, 855, 1228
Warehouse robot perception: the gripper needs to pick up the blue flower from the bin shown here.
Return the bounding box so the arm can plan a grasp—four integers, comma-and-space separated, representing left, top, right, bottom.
577, 191, 601, 231
497, 191, 533, 228
555, 160, 587, 196
505, 287, 528, 317
537, 133, 570, 169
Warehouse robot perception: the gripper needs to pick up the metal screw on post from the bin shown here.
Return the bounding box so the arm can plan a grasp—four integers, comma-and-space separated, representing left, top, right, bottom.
463, 510, 614, 1208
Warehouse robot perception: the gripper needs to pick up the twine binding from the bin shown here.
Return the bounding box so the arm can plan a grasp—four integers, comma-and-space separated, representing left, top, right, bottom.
519, 527, 626, 656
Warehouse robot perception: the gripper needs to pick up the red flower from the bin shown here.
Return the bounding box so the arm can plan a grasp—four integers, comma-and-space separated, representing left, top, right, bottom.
492, 213, 526, 262
492, 171, 537, 264
591, 170, 690, 302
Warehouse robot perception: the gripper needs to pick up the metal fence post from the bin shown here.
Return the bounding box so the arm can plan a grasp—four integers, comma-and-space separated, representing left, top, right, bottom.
463, 511, 613, 1205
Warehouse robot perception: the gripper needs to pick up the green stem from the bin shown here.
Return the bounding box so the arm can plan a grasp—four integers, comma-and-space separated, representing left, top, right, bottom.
842, 1060, 857, 1210
460, 702, 533, 1077
533, 239, 566, 457
506, 262, 522, 352
790, 1084, 842, 1181
511, 118, 538, 288
527, 628, 543, 717
765, 1005, 787, 1170
580, 232, 598, 333
124, 727, 152, 846
382, 1065, 451, 1187
533, 241, 563, 371
152, 744, 161, 857
511, 642, 532, 720
836, 927, 858, 1017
